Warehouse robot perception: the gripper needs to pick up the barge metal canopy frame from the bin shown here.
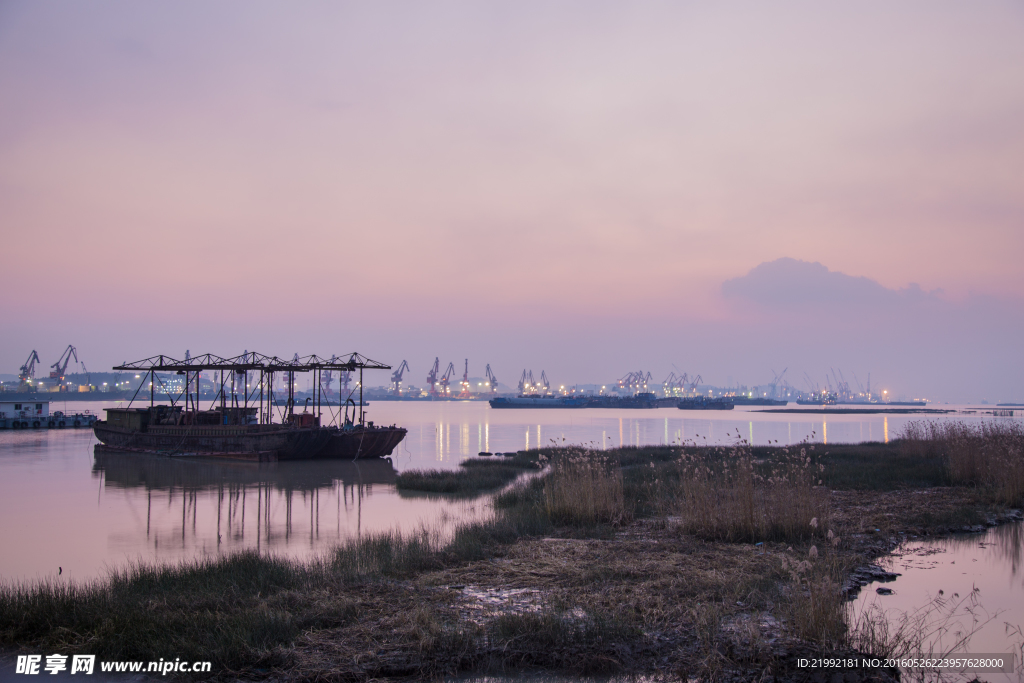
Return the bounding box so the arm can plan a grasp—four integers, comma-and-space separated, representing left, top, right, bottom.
113, 353, 390, 427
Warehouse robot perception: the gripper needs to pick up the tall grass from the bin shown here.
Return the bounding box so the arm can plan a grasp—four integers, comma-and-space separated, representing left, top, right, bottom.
669, 444, 829, 543
901, 420, 1024, 505
331, 527, 444, 579
543, 450, 629, 526
780, 553, 848, 647
0, 552, 345, 668
485, 605, 639, 674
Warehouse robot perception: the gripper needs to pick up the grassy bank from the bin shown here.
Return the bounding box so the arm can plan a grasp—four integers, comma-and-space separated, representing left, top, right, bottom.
3, 421, 1022, 680
395, 451, 540, 496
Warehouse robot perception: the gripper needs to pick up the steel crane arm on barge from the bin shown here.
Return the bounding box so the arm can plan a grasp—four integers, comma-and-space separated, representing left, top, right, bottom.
94, 352, 405, 461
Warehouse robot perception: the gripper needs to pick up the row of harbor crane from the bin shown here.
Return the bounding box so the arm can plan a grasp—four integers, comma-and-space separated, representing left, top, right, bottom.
620, 368, 791, 398
619, 371, 704, 395
389, 359, 500, 398
16, 345, 86, 391
803, 368, 873, 402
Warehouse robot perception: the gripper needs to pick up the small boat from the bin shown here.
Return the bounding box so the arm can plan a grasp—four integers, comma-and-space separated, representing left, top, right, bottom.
0, 399, 98, 429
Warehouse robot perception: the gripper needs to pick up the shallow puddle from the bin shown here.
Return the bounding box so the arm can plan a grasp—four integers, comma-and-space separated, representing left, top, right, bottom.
852, 521, 1024, 682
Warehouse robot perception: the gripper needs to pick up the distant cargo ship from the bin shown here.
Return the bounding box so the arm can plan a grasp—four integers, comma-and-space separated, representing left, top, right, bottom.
489, 392, 661, 409
729, 397, 788, 406
678, 397, 734, 410
582, 392, 660, 409
489, 395, 589, 409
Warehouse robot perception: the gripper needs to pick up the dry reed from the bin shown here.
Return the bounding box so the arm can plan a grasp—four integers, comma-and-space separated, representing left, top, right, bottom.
543, 450, 629, 526
671, 442, 830, 543
901, 420, 1024, 505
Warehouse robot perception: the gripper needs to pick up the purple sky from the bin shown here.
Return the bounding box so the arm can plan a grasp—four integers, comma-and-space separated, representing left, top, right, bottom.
1, 2, 1022, 401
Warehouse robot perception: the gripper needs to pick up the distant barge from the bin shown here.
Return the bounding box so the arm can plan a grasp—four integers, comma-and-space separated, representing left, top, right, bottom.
678, 397, 734, 410
489, 393, 661, 409
92, 352, 405, 461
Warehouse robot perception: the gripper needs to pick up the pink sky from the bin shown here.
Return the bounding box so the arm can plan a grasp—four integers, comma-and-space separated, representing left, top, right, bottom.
1, 2, 1022, 401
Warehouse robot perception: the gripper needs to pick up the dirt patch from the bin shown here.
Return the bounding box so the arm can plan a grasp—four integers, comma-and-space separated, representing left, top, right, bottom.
284, 511, 909, 681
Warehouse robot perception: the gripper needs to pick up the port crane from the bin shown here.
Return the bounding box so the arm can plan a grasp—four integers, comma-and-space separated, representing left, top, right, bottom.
458, 359, 472, 398
439, 362, 456, 396
769, 368, 787, 399
539, 370, 550, 393
485, 364, 498, 393
617, 371, 632, 391
687, 374, 703, 394
427, 357, 440, 397
518, 369, 539, 394
391, 360, 410, 395
803, 372, 818, 393
618, 370, 653, 393
18, 350, 40, 387
49, 345, 78, 391
322, 355, 338, 396
339, 355, 355, 394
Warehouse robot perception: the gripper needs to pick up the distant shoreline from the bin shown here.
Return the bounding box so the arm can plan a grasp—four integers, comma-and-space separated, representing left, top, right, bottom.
758, 407, 955, 414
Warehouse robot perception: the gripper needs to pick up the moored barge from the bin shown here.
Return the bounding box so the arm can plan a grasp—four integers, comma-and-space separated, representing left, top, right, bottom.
92, 352, 406, 461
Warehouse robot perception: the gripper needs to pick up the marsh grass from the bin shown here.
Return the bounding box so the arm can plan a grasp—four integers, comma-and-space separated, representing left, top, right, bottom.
0, 552, 347, 668
4, 431, 1020, 678
331, 527, 444, 578
396, 452, 541, 496
667, 443, 830, 543
543, 450, 629, 526
781, 553, 848, 647
485, 604, 640, 674
902, 420, 1024, 505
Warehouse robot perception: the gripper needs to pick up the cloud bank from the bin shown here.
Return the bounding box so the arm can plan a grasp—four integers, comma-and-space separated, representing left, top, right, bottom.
714, 258, 1022, 402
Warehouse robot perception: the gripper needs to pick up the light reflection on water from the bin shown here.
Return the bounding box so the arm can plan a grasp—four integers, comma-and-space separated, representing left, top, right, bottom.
0, 400, 1019, 581
854, 522, 1024, 682
382, 401, 1019, 468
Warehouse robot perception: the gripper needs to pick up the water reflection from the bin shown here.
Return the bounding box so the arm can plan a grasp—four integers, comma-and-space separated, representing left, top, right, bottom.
93, 447, 399, 553
0, 430, 485, 581
855, 522, 1024, 682
1, 401, 1020, 581
934, 522, 1024, 582
385, 403, 991, 467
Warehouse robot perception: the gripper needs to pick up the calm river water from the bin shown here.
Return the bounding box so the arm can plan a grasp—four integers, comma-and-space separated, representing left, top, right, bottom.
853, 522, 1024, 682
0, 400, 1018, 585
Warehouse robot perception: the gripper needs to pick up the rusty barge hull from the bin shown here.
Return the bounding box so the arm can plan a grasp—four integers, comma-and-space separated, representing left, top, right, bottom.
93, 423, 331, 461
93, 423, 407, 461
322, 427, 407, 459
